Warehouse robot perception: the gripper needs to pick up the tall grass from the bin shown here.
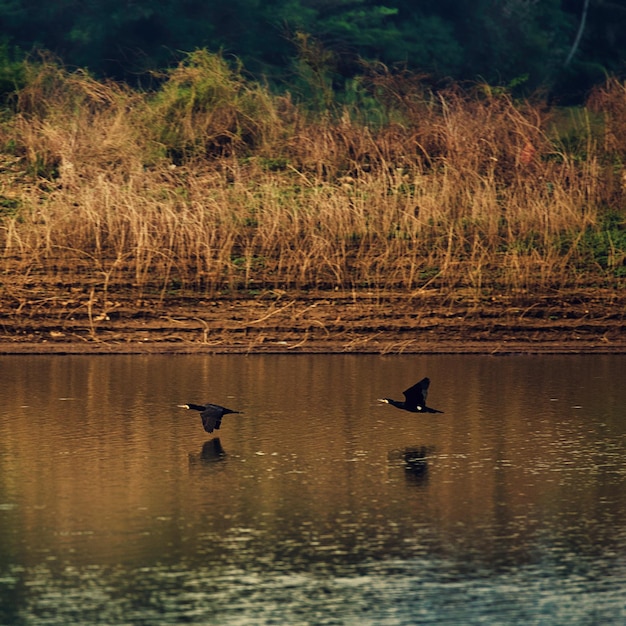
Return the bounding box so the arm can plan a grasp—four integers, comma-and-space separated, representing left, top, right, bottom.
1, 52, 624, 302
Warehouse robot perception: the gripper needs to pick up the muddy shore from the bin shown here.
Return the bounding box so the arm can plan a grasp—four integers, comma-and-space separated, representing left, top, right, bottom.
1, 288, 624, 355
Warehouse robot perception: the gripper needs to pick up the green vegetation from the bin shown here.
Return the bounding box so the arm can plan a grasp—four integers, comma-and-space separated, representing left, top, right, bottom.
1, 0, 625, 102
0, 53, 624, 302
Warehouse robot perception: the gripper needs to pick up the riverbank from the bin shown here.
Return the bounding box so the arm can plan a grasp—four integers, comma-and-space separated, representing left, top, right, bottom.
2, 288, 624, 354
2, 61, 626, 355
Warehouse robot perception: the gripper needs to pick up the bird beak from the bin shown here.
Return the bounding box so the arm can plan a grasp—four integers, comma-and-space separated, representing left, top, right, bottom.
177, 404, 189, 409
378, 398, 389, 404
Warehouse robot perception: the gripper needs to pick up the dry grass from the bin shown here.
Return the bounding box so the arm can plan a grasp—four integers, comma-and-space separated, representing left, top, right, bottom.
1, 53, 625, 304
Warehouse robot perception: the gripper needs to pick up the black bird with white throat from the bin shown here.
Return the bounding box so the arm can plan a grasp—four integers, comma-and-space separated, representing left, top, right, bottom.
178, 402, 241, 433
378, 377, 443, 413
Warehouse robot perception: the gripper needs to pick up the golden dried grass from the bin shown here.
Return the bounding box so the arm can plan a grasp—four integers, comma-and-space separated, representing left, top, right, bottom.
1, 54, 624, 302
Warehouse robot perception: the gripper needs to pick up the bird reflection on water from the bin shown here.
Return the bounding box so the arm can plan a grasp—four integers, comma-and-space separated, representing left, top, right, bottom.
388, 446, 432, 484
189, 438, 227, 467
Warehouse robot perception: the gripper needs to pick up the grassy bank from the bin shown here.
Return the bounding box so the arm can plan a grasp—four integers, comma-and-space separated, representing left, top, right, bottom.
1, 51, 625, 306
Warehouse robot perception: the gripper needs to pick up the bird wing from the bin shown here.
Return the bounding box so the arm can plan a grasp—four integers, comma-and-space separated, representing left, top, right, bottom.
200, 404, 224, 433
403, 377, 430, 410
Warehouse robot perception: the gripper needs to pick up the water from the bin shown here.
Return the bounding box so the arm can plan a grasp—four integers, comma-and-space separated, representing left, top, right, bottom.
1, 354, 625, 625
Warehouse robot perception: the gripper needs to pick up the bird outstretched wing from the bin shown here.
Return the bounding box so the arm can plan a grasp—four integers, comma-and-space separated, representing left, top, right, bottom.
403, 377, 430, 411
200, 404, 224, 433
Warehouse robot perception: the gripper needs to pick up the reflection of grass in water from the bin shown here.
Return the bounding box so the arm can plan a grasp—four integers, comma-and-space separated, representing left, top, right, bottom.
1, 52, 625, 301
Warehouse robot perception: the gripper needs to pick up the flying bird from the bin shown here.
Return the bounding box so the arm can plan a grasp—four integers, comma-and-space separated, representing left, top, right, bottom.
378, 377, 443, 413
178, 402, 241, 433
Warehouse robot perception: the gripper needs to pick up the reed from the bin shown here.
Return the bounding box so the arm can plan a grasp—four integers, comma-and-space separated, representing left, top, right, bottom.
0, 53, 624, 305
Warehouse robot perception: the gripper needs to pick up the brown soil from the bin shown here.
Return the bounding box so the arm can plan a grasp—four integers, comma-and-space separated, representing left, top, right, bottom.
1, 287, 624, 354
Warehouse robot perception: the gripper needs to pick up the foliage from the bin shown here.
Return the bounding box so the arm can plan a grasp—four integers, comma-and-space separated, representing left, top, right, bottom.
1, 58, 625, 300
146, 50, 262, 160
578, 211, 626, 275
0, 0, 624, 102
0, 40, 25, 105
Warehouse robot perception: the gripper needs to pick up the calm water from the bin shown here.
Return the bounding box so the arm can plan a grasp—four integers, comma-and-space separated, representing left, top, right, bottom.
1, 354, 626, 625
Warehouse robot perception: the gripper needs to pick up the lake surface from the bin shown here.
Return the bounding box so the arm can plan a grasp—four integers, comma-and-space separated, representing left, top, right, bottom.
1, 354, 625, 625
